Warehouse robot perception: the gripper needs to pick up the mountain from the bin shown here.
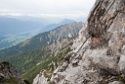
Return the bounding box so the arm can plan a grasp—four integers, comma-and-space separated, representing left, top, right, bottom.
0, 16, 76, 49
0, 16, 76, 36
33, 0, 125, 84
59, 19, 75, 25
0, 22, 83, 83
8, 16, 50, 24
0, 16, 47, 49
0, 17, 46, 36
41, 19, 75, 32
0, 16, 48, 49
0, 22, 83, 58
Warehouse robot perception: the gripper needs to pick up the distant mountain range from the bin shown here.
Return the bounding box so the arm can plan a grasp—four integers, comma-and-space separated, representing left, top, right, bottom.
0, 16, 76, 36
0, 22, 83, 58
41, 19, 75, 32
0, 17, 44, 36
0, 16, 76, 49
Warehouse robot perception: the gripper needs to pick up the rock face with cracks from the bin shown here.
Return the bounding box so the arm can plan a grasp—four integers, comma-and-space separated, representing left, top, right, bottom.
34, 0, 125, 84
0, 62, 25, 84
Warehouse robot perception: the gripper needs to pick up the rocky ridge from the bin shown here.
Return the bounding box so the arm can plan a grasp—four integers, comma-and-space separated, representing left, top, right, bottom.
33, 0, 125, 84
0, 62, 26, 84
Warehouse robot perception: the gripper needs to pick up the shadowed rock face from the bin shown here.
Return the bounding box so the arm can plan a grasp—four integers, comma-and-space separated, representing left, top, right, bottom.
33, 0, 125, 84
0, 62, 25, 84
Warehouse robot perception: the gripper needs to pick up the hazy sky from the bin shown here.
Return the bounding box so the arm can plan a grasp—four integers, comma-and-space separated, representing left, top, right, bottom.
0, 0, 96, 19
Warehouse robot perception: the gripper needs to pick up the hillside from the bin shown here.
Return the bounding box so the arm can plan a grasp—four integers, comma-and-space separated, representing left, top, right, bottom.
0, 16, 75, 49
33, 0, 125, 84
23, 39, 73, 83
0, 16, 47, 49
0, 22, 83, 83
0, 22, 83, 58
0, 32, 38, 50
1, 37, 73, 83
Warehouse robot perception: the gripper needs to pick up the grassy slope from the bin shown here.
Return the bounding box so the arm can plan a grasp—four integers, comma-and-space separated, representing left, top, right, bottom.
22, 43, 71, 83
1, 40, 72, 83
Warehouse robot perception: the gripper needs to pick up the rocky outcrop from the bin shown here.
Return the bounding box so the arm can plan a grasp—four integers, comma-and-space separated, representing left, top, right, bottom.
49, 0, 125, 84
33, 73, 48, 84
0, 62, 25, 84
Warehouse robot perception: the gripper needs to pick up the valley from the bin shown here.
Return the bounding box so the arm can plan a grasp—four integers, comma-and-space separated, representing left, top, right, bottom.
0, 32, 38, 50
0, 16, 76, 50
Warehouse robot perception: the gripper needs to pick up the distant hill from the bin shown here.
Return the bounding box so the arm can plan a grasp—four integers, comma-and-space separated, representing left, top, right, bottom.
0, 22, 83, 58
0, 16, 76, 49
0, 16, 76, 36
41, 19, 75, 32
0, 17, 46, 36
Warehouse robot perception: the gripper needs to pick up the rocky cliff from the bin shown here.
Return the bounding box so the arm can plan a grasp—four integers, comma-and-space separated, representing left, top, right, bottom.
0, 62, 26, 84
33, 0, 125, 84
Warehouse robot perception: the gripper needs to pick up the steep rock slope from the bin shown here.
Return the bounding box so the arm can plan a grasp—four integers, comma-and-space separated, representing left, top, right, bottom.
34, 0, 125, 84
0, 62, 26, 84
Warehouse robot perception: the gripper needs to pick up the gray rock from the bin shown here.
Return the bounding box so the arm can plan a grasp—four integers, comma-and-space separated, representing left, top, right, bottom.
33, 74, 48, 84
108, 81, 124, 84
0, 62, 25, 84
0, 73, 5, 82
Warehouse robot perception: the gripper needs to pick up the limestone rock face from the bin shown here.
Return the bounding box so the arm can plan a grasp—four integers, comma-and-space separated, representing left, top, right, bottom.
50, 0, 125, 84
108, 81, 124, 84
33, 74, 48, 84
